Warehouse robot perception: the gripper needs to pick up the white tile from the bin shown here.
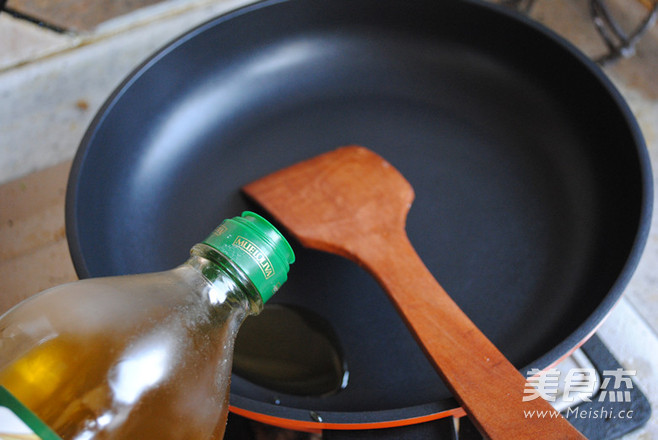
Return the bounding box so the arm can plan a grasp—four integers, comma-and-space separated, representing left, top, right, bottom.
0, 14, 78, 71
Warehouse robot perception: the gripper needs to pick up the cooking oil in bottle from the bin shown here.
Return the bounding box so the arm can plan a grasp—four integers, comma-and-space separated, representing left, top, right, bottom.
0, 212, 294, 440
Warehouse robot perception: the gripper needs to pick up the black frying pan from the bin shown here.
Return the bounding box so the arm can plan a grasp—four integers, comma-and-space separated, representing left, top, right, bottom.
66, 0, 652, 432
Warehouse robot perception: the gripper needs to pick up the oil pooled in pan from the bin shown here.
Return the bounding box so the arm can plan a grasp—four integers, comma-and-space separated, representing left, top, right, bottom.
233, 304, 348, 396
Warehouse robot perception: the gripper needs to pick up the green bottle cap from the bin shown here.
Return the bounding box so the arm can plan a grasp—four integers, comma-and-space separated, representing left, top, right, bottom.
202, 211, 295, 303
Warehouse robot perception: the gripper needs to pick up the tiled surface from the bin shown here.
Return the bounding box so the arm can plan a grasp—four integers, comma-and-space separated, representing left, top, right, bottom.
0, 161, 76, 312
0, 0, 247, 71
6, 0, 168, 31
0, 14, 76, 70
0, 0, 656, 438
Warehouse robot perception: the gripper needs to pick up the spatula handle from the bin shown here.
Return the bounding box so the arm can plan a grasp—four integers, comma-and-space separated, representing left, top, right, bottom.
352, 230, 585, 439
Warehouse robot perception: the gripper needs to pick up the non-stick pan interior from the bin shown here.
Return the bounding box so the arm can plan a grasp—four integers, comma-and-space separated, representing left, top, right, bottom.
67, 0, 651, 425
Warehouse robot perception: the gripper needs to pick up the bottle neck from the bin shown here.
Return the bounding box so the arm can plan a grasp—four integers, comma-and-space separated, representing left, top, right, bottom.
186, 243, 264, 316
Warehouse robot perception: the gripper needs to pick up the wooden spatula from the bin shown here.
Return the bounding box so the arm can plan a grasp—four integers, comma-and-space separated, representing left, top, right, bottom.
243, 145, 585, 439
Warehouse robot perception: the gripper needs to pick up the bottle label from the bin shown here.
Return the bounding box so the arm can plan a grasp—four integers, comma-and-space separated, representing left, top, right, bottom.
0, 386, 61, 440
232, 236, 275, 279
